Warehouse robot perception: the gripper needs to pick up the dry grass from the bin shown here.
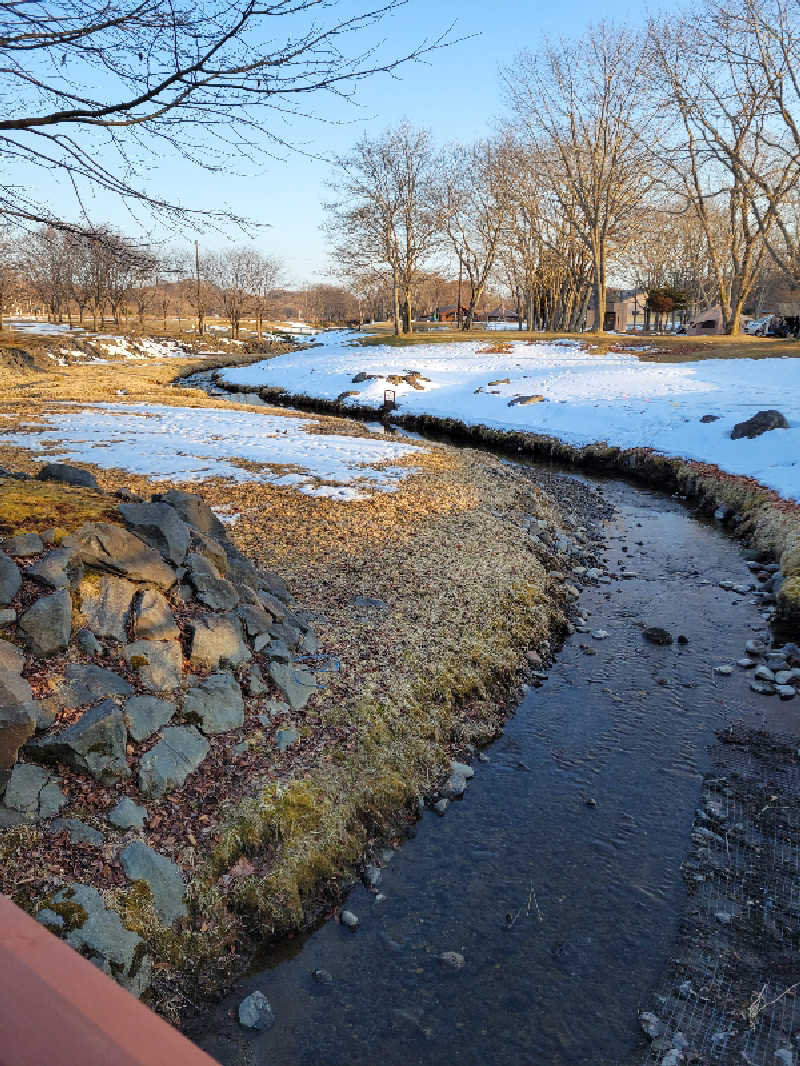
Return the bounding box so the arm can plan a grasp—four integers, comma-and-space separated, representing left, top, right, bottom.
0, 339, 570, 1018
358, 324, 800, 362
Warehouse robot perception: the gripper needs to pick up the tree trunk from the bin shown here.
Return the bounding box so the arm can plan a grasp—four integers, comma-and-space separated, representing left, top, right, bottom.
404, 287, 412, 334
392, 265, 401, 336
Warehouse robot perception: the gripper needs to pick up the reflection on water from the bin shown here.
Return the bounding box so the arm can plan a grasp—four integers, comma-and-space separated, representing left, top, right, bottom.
194, 478, 771, 1066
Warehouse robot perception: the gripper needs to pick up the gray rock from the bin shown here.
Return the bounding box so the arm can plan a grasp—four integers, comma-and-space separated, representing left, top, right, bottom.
731, 409, 788, 439
643, 627, 673, 646
751, 680, 776, 695
76, 628, 102, 655
244, 665, 268, 696
754, 664, 776, 682
26, 699, 129, 783
260, 571, 291, 603
123, 639, 182, 692
441, 770, 469, 800
123, 695, 175, 742
138, 726, 209, 798
275, 727, 299, 752
183, 672, 244, 734
745, 639, 767, 657
3, 762, 50, 812
190, 574, 239, 612
51, 817, 104, 845
639, 1012, 664, 1040
350, 595, 390, 610
19, 588, 72, 656
438, 951, 465, 970
301, 629, 320, 655
189, 614, 250, 670
775, 1050, 794, 1066
119, 840, 186, 925
0, 608, 15, 627
36, 908, 65, 931
777, 685, 796, 699
37, 463, 99, 489
66, 904, 148, 994
340, 910, 359, 930
0, 638, 24, 676
312, 968, 334, 985
46, 663, 133, 713
132, 589, 179, 641
2, 532, 44, 557
75, 575, 136, 641
257, 590, 287, 621
108, 796, 147, 830
0, 550, 21, 606
0, 674, 37, 773
715, 664, 733, 676
450, 760, 474, 780
269, 621, 302, 649
150, 488, 228, 542
37, 780, 67, 818
185, 550, 221, 580
237, 603, 273, 638
268, 661, 317, 711
64, 522, 176, 587
737, 657, 756, 668
364, 864, 382, 888
238, 990, 275, 1031
258, 637, 291, 662
117, 502, 190, 565
433, 798, 449, 815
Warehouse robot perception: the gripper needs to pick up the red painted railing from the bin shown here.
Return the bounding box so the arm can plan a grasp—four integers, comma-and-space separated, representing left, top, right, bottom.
0, 895, 218, 1066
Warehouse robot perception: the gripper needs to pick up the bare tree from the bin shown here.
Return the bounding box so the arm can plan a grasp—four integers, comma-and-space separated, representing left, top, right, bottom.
0, 1, 453, 230
503, 23, 660, 331
327, 122, 440, 334
649, 12, 792, 333
0, 238, 19, 330
437, 140, 508, 330
25, 228, 72, 323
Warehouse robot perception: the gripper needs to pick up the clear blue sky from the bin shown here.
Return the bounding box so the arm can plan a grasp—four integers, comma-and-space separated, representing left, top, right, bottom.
32, 0, 642, 284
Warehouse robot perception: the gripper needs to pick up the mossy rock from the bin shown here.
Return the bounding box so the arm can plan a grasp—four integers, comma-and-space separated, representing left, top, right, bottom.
777, 576, 800, 629
780, 541, 800, 580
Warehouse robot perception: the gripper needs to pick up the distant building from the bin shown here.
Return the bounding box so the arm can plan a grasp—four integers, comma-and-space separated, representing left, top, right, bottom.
687, 306, 725, 335
586, 289, 647, 332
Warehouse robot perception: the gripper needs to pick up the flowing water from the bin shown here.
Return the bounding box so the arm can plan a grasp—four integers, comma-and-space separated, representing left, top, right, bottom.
194, 472, 786, 1066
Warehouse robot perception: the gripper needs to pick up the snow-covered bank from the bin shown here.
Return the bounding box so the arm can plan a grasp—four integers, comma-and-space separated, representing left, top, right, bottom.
4, 403, 422, 501
219, 332, 800, 502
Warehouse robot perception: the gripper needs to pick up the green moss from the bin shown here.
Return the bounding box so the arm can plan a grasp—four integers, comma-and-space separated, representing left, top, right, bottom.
40, 897, 88, 931
0, 480, 114, 537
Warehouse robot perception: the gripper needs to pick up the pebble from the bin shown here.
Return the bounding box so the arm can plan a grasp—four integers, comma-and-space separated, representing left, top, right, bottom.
433, 798, 449, 816
340, 910, 360, 930
777, 685, 796, 700
737, 658, 756, 669
364, 864, 382, 888
591, 630, 609, 640
750, 681, 776, 695
238, 991, 275, 1031
639, 1012, 663, 1040
715, 665, 733, 675
438, 951, 465, 971
754, 665, 776, 682
715, 910, 733, 924
312, 968, 334, 985
477, 751, 489, 763
585, 797, 597, 808
677, 634, 689, 644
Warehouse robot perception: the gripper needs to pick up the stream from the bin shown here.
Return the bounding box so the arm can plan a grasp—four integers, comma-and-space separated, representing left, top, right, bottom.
192, 467, 789, 1066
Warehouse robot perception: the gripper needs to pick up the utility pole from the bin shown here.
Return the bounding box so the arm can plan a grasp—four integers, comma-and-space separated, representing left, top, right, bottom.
194, 240, 204, 336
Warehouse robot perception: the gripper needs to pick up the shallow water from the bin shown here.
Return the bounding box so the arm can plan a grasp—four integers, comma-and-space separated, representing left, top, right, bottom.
194, 475, 778, 1066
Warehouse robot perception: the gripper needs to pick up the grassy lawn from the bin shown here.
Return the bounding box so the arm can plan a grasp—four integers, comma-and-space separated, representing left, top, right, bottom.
357, 323, 800, 362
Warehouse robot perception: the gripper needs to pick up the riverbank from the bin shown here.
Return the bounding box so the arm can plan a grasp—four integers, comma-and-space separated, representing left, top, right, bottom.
204, 363, 800, 635
0, 346, 588, 1023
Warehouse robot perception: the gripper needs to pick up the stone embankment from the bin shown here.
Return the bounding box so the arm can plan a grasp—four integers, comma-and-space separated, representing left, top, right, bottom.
0, 462, 319, 1002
